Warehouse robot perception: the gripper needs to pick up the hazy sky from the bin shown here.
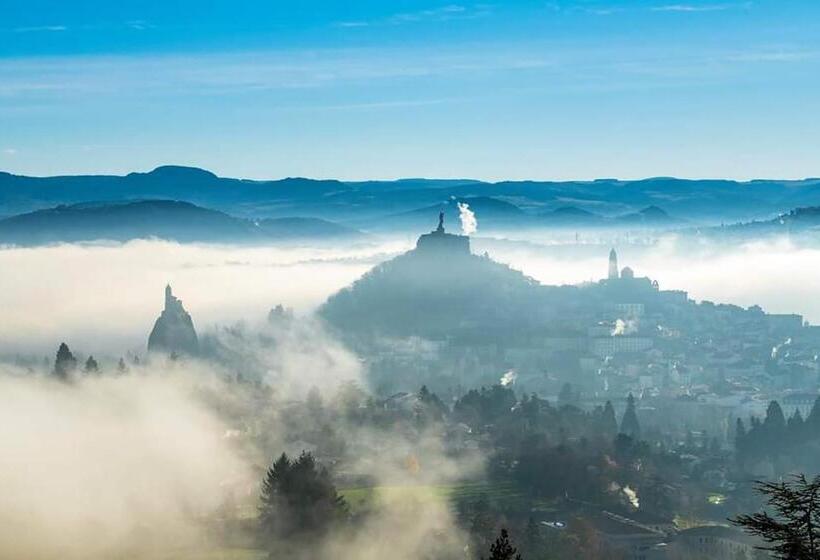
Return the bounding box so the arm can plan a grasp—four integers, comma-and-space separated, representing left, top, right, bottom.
2, 0, 819, 180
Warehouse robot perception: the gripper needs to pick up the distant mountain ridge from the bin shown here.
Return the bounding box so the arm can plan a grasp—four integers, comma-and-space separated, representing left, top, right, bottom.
537, 204, 681, 228
698, 205, 820, 240
2, 165, 820, 227
0, 199, 361, 246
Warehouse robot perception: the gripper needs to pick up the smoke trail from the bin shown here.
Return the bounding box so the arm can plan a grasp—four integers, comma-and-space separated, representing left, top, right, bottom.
457, 202, 477, 236
611, 318, 638, 336
500, 369, 517, 387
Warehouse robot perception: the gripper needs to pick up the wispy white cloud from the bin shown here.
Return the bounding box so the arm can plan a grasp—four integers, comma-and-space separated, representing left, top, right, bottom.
725, 49, 820, 63
553, 1, 751, 15
334, 21, 370, 28
126, 20, 154, 31
651, 2, 751, 12
290, 97, 464, 112
0, 37, 815, 109
388, 4, 468, 24
8, 21, 154, 35
584, 8, 623, 16
333, 4, 493, 29
0, 46, 553, 99
1, 148, 18, 155
13, 25, 67, 33
543, 3, 631, 16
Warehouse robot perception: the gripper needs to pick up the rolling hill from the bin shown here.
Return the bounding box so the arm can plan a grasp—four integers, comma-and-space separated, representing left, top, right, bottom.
3, 166, 820, 228
0, 200, 361, 246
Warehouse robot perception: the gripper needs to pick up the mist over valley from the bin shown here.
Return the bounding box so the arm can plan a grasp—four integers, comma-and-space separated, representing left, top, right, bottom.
5, 1, 820, 556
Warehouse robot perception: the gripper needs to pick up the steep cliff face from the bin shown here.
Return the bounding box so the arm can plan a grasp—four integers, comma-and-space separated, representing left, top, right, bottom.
147, 285, 199, 356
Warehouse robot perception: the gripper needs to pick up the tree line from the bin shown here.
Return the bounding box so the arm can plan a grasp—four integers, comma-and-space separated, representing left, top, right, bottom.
735, 397, 820, 473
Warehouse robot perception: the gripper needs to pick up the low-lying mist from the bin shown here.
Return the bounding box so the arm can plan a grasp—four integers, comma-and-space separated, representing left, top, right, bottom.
0, 367, 253, 559
3, 232, 816, 558
477, 235, 820, 323
0, 339, 478, 559
0, 239, 410, 355
1, 236, 818, 357
0, 282, 486, 559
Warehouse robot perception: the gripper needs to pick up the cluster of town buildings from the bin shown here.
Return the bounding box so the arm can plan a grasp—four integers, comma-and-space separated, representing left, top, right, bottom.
369, 241, 820, 453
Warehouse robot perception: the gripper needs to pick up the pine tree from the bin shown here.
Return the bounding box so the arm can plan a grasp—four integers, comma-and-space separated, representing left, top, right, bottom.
417, 385, 448, 424
733, 474, 820, 560
484, 528, 522, 560
736, 418, 747, 447
788, 410, 805, 446
765, 401, 787, 432
764, 401, 787, 455
807, 397, 820, 434
53, 342, 77, 380
259, 453, 292, 539
558, 383, 577, 407
602, 401, 618, 439
258, 451, 348, 549
521, 393, 542, 427
620, 393, 641, 440
735, 418, 748, 466
84, 355, 99, 374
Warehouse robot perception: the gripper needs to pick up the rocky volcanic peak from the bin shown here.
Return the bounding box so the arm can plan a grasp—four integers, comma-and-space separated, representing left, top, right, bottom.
319, 213, 550, 340
147, 285, 199, 356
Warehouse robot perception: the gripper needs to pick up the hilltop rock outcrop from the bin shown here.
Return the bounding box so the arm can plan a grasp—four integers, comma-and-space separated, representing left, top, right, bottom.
319, 213, 561, 341
147, 285, 199, 356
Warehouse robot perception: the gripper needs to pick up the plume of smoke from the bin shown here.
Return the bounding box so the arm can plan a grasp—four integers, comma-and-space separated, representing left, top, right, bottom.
771, 337, 792, 359
500, 369, 517, 387
611, 318, 638, 336
623, 485, 640, 509
457, 202, 477, 236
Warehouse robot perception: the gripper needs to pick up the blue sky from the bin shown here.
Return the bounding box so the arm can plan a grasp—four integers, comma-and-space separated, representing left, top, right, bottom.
1, 0, 819, 180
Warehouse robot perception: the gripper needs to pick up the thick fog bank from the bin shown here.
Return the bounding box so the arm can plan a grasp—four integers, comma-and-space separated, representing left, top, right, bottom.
478, 236, 820, 323
0, 368, 254, 559
2, 233, 808, 558
2, 236, 819, 357
0, 349, 477, 559
0, 239, 410, 354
